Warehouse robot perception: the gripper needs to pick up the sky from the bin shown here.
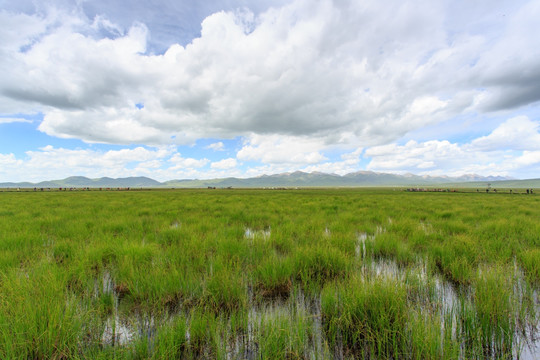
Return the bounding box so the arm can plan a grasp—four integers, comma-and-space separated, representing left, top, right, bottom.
1, 0, 540, 182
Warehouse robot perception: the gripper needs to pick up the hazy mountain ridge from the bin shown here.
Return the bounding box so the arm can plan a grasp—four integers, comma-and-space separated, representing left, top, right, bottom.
0, 176, 161, 188
0, 171, 533, 188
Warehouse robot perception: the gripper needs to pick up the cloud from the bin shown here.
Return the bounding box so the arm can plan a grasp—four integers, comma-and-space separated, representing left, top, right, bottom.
2, 113, 540, 182
299, 147, 364, 175
1, 1, 539, 149
341, 147, 363, 161
366, 140, 468, 173
473, 0, 540, 111
303, 161, 360, 176
514, 151, 540, 167
0, 145, 173, 182
471, 116, 540, 151
211, 158, 238, 169
206, 141, 225, 151
365, 115, 540, 177
0, 153, 21, 166
169, 153, 210, 169
29, 145, 171, 167
237, 134, 327, 164
0, 117, 32, 124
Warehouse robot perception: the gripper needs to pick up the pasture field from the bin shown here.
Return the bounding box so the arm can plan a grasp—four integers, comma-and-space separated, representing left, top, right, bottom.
0, 188, 538, 359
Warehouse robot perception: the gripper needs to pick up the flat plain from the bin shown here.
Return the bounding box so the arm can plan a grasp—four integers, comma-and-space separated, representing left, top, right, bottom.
0, 188, 538, 359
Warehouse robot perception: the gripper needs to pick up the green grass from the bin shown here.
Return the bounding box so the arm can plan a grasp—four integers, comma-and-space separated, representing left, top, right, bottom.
473, 266, 515, 358
0, 263, 89, 359
321, 275, 408, 358
0, 188, 538, 359
256, 307, 313, 359
520, 248, 540, 284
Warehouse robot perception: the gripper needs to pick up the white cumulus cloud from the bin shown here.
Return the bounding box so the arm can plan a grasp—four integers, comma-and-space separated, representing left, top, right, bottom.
471, 116, 540, 151
0, 145, 173, 182
211, 158, 238, 169
365, 115, 540, 178
237, 134, 327, 165
206, 141, 225, 151
1, 0, 539, 149
169, 153, 210, 169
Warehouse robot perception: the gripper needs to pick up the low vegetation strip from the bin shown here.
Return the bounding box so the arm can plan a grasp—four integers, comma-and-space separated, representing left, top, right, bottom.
0, 189, 538, 359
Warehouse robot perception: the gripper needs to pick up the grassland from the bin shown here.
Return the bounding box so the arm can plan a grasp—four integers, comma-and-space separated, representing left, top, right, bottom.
0, 188, 538, 359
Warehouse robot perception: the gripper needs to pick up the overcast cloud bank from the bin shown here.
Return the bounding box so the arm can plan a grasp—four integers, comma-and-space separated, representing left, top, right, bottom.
1, 0, 540, 181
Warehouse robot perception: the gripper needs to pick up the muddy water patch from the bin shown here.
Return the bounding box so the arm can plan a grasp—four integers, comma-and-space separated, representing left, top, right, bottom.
419, 221, 434, 234
99, 270, 114, 295
101, 315, 132, 346
353, 257, 538, 359
88, 262, 537, 359
227, 286, 328, 360
355, 227, 386, 260
511, 261, 540, 360
363, 258, 458, 314
355, 232, 370, 259
244, 227, 271, 240
99, 309, 177, 349
93, 271, 157, 347
324, 227, 331, 237
518, 330, 540, 360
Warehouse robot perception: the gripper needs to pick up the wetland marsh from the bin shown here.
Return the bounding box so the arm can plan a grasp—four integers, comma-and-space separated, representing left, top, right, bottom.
0, 188, 538, 359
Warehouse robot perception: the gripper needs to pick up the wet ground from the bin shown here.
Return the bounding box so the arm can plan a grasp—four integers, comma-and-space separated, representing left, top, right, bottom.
96, 226, 539, 359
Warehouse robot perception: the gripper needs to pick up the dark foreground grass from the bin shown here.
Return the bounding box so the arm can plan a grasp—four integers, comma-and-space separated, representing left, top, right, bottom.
0, 188, 538, 359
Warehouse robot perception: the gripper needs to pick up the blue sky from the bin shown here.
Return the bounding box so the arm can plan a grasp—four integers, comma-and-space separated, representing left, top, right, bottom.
1, 0, 540, 182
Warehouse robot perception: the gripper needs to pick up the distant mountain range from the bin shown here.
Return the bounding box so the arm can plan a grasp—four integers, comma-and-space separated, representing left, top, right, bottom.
0, 176, 161, 189
2, 171, 538, 188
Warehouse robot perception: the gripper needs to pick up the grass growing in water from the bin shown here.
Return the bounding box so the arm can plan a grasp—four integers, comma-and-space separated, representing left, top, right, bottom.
0, 188, 538, 358
322, 275, 408, 358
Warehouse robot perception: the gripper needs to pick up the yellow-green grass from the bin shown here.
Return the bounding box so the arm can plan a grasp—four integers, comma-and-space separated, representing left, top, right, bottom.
0, 189, 538, 359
